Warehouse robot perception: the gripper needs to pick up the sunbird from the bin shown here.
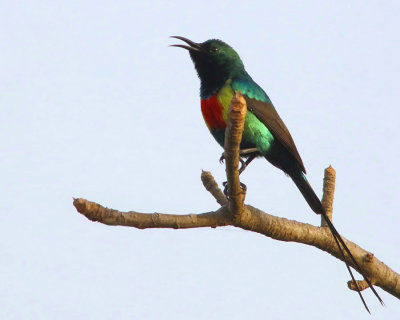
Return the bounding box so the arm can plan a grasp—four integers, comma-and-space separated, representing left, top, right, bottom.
171, 36, 383, 312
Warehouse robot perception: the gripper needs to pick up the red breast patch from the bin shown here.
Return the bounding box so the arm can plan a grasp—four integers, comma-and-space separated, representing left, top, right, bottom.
201, 95, 226, 130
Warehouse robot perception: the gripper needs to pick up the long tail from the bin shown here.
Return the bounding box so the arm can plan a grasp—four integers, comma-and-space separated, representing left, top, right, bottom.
290, 172, 384, 313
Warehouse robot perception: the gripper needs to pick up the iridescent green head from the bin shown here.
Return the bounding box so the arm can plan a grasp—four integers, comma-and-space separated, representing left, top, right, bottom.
171, 36, 247, 97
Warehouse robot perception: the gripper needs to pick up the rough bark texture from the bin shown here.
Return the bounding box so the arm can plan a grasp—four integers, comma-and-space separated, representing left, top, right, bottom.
223, 93, 247, 221
73, 93, 400, 301
321, 165, 335, 226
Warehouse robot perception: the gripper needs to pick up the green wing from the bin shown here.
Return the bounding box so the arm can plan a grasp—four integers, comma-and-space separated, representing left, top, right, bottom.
244, 96, 306, 173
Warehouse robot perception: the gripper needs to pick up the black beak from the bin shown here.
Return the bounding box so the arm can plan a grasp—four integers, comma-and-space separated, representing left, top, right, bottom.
170, 36, 202, 52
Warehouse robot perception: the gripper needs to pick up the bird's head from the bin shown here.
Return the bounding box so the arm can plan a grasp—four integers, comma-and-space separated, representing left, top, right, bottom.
171, 36, 246, 95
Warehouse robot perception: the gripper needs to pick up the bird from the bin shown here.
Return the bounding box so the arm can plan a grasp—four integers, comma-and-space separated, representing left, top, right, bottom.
171, 36, 383, 312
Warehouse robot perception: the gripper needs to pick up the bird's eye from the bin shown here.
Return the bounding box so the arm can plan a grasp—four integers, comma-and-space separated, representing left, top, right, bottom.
210, 47, 219, 53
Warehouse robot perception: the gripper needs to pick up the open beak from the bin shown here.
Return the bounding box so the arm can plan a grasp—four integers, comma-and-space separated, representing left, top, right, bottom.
170, 36, 202, 52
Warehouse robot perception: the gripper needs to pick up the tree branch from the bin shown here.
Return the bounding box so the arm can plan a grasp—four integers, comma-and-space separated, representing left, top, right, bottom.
73, 197, 230, 229
223, 92, 247, 220
73, 94, 400, 301
73, 191, 400, 299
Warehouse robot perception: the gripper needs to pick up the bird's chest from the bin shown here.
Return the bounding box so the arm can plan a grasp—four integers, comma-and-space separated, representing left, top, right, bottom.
200, 86, 234, 131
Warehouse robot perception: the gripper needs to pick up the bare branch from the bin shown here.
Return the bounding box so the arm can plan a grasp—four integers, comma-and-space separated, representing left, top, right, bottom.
238, 205, 400, 299
73, 192, 400, 299
223, 92, 247, 220
73, 95, 400, 301
73, 198, 230, 229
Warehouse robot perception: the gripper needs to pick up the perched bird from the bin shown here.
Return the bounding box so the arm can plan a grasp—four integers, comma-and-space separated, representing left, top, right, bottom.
171, 36, 383, 311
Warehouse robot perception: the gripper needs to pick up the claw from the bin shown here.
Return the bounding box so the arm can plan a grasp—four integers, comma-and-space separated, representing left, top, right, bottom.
219, 152, 225, 164
222, 181, 247, 196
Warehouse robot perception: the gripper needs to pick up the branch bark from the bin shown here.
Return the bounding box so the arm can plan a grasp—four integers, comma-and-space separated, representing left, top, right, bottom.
321, 165, 335, 226
73, 93, 400, 301
223, 92, 247, 221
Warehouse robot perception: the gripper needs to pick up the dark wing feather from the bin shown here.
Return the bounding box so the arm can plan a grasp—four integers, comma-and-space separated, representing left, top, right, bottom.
244, 96, 306, 173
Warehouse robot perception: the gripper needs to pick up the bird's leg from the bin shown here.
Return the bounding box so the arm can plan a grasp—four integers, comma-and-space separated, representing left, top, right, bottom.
222, 158, 248, 196
219, 147, 258, 164
238, 154, 257, 175
238, 147, 259, 156
220, 148, 258, 195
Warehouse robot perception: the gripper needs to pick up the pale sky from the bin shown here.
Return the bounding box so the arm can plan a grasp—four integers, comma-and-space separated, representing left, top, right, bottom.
1, 1, 400, 319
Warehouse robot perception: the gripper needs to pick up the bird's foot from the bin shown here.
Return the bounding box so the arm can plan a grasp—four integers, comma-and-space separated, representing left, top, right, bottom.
220, 153, 247, 171
223, 181, 247, 197
223, 181, 228, 196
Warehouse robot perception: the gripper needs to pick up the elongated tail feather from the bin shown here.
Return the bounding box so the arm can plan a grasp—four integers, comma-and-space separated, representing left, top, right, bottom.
322, 215, 371, 313
290, 172, 384, 311
322, 213, 384, 307
290, 172, 325, 215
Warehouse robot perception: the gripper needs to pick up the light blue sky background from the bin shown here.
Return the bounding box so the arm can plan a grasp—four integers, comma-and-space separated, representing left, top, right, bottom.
1, 1, 399, 319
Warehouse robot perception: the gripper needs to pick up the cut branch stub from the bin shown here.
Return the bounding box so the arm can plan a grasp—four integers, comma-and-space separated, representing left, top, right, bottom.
321, 165, 336, 226
201, 170, 228, 206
